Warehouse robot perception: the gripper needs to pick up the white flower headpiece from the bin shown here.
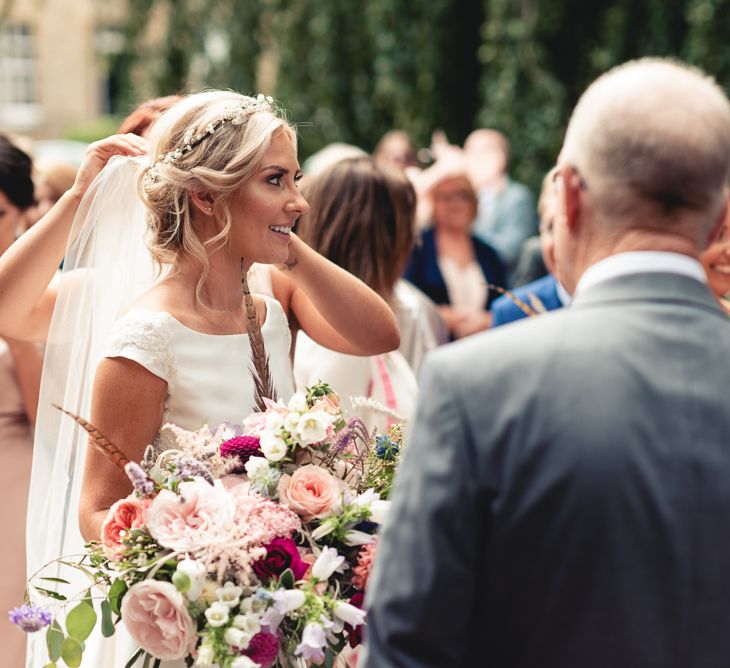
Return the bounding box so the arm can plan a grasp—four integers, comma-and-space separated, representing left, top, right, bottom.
144, 94, 275, 182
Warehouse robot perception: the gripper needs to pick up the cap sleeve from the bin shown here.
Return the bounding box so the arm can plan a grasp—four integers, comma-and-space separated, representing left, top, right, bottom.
104, 310, 175, 386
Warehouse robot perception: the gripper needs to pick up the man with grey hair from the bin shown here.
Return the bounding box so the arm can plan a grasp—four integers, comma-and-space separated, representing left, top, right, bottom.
361, 58, 730, 668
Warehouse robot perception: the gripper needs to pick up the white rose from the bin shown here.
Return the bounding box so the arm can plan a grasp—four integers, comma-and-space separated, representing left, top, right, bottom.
295, 411, 333, 445
259, 432, 288, 462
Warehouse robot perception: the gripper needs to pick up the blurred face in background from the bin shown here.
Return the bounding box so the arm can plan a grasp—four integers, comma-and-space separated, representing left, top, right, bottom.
431, 175, 477, 234
464, 129, 508, 189
0, 189, 26, 239
701, 216, 730, 297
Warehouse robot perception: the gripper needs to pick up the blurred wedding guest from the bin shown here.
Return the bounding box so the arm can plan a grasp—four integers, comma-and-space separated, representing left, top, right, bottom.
363, 58, 730, 668
464, 128, 538, 277
117, 94, 183, 137
296, 157, 418, 432
491, 168, 571, 326
700, 211, 730, 313
0, 136, 42, 666
404, 168, 505, 339
373, 130, 419, 172
25, 160, 78, 226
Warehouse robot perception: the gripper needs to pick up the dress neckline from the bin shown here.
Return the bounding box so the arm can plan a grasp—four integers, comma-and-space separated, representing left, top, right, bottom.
131, 297, 274, 338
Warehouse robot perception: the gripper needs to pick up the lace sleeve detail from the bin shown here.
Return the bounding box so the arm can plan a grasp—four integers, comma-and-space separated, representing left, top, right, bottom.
104, 310, 175, 387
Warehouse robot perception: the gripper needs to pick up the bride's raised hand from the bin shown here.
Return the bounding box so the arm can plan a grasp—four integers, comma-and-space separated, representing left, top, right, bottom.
70, 133, 149, 198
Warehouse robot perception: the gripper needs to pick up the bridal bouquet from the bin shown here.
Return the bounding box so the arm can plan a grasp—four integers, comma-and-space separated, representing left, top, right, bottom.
15, 383, 404, 668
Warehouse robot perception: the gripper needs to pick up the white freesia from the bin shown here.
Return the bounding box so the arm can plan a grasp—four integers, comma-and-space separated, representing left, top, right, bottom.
354, 489, 380, 508
272, 589, 306, 613
244, 456, 270, 478
312, 546, 346, 581
287, 391, 308, 413
344, 530, 377, 546
224, 626, 252, 650
231, 656, 261, 668
195, 644, 215, 666
217, 581, 243, 608
295, 411, 333, 445
311, 521, 336, 541
176, 558, 206, 600
259, 432, 288, 461
333, 601, 366, 627
204, 602, 230, 627
369, 499, 391, 525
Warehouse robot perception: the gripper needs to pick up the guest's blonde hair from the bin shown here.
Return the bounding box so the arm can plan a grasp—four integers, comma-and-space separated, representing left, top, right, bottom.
138, 90, 295, 303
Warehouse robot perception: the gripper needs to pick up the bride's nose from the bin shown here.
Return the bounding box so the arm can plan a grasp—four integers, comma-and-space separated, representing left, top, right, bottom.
287, 190, 310, 215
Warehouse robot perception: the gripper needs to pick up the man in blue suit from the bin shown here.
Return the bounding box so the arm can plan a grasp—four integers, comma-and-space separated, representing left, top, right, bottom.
491, 170, 571, 326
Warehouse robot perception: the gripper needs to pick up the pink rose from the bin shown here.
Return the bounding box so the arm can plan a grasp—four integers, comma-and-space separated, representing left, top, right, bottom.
101, 495, 148, 558
277, 465, 345, 521
121, 580, 196, 660
146, 480, 233, 551
311, 395, 341, 416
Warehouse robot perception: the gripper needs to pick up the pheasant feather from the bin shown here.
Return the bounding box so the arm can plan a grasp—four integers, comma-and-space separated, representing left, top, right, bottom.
486, 283, 540, 317
52, 404, 129, 472
241, 262, 278, 411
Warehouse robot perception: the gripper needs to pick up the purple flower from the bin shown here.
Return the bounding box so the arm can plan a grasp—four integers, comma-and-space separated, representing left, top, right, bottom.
9, 604, 52, 632
174, 455, 214, 484
124, 462, 155, 497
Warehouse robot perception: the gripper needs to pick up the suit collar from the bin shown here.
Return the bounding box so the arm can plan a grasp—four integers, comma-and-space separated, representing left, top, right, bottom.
571, 272, 724, 317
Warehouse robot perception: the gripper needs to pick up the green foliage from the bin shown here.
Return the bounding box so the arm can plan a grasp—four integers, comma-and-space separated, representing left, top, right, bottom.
65, 599, 97, 643
111, 1, 730, 192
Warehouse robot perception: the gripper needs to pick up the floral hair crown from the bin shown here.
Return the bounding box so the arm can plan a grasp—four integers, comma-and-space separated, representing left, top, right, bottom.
144, 93, 275, 182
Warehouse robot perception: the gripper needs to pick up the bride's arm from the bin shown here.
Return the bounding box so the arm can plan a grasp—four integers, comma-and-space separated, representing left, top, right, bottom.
0, 134, 148, 341
271, 234, 400, 356
78, 357, 166, 541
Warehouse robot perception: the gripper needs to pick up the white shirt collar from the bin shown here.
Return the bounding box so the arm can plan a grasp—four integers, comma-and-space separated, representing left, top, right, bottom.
556, 280, 572, 306
575, 251, 707, 296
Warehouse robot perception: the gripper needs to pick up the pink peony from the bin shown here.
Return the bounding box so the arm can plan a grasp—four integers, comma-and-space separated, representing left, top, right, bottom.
245, 631, 280, 667
101, 495, 148, 558
352, 539, 378, 590
121, 580, 196, 660
146, 480, 233, 551
277, 465, 346, 521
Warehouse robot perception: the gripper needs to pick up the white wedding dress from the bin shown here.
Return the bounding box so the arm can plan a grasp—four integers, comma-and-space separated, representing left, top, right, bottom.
32, 295, 295, 668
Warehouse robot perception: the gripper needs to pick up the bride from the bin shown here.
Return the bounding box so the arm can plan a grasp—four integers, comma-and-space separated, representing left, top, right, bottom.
0, 91, 399, 667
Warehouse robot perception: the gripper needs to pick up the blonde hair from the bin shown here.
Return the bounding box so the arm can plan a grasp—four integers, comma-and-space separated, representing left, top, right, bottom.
138, 90, 295, 305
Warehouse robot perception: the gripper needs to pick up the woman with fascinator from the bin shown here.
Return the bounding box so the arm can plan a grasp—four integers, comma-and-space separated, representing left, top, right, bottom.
0, 91, 399, 667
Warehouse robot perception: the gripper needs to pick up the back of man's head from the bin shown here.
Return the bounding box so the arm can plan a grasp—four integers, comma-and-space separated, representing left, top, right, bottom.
561, 58, 730, 238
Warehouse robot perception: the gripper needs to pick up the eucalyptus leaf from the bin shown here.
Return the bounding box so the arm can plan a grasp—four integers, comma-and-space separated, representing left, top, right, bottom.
66, 601, 97, 642
101, 599, 115, 637
60, 637, 83, 668
109, 579, 128, 616
45, 621, 64, 662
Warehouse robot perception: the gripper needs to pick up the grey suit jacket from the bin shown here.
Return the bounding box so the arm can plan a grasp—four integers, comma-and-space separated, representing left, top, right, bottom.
362, 272, 730, 668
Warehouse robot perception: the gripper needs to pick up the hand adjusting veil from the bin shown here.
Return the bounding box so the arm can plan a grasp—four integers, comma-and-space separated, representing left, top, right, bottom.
26, 156, 156, 585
